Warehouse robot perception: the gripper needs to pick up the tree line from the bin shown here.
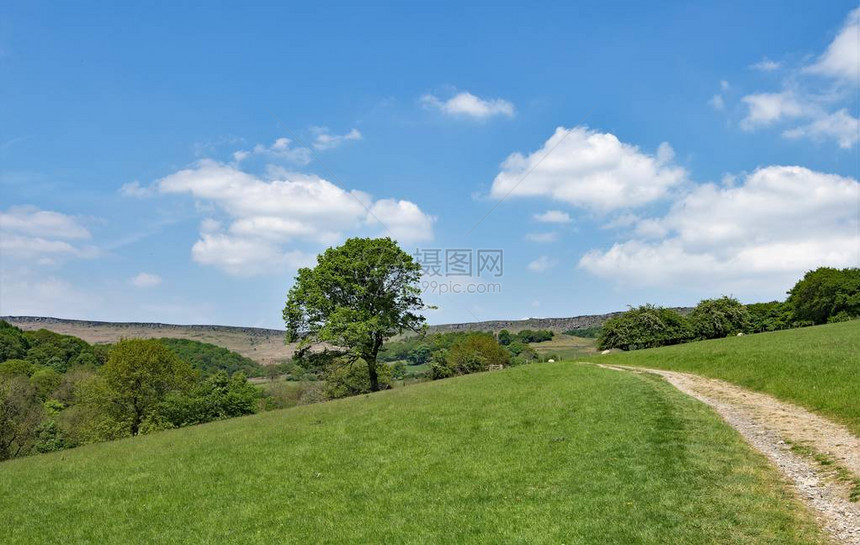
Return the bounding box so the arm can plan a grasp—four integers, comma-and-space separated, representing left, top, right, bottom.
597, 267, 859, 351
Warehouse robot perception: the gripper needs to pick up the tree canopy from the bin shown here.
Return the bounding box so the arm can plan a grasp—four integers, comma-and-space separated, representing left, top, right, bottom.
787, 267, 860, 325
100, 339, 195, 436
284, 237, 426, 391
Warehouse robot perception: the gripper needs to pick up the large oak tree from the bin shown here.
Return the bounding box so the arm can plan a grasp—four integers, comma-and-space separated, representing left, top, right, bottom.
284, 237, 426, 391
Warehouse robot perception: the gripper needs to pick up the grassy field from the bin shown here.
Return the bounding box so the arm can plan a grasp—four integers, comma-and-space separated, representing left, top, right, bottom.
530, 334, 598, 360
0, 363, 824, 544
591, 320, 860, 435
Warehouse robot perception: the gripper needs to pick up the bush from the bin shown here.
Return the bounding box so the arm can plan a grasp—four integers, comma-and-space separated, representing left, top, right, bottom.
562, 326, 602, 338
598, 305, 693, 351
827, 311, 855, 324
156, 371, 259, 427
689, 297, 751, 340
324, 360, 392, 399
431, 334, 511, 379
515, 329, 554, 343
746, 301, 792, 333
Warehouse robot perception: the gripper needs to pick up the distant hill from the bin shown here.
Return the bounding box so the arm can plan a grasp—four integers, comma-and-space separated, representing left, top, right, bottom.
1, 316, 292, 365
2, 309, 692, 365
425, 308, 693, 335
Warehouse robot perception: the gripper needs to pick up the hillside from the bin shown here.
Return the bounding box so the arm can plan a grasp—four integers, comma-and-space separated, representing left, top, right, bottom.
0, 362, 825, 544
592, 320, 860, 435
1, 316, 293, 365
1, 310, 681, 366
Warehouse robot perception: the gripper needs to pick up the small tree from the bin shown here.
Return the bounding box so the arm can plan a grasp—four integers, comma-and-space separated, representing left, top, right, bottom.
497, 329, 513, 346
101, 339, 195, 436
689, 296, 751, 339
284, 237, 426, 392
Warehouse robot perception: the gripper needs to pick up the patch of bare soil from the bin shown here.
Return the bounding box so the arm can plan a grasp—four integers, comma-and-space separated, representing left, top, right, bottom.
600, 364, 860, 545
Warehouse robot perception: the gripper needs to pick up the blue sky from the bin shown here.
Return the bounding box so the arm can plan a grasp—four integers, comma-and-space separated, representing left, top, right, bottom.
1, 1, 858, 328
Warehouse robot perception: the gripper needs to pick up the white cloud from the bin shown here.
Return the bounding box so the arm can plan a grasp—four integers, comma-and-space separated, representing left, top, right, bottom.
580, 165, 859, 293
740, 92, 806, 129
119, 181, 155, 198
190, 233, 315, 276
0, 206, 97, 263
490, 127, 686, 212
527, 256, 555, 273
0, 268, 102, 318
782, 108, 860, 149
311, 127, 362, 150
156, 160, 434, 275
233, 137, 312, 165
367, 199, 435, 243
533, 210, 571, 224
733, 9, 859, 149
421, 91, 515, 119
751, 58, 781, 72
525, 232, 558, 243
130, 272, 162, 288
0, 206, 90, 239
806, 7, 860, 82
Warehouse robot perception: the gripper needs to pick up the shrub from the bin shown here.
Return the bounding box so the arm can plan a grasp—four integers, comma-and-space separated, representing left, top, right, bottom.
689, 297, 751, 340
563, 326, 602, 338
324, 360, 392, 399
598, 305, 693, 351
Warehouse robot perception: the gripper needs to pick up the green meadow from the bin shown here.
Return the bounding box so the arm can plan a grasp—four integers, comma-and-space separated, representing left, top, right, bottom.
592, 320, 860, 435
0, 363, 825, 544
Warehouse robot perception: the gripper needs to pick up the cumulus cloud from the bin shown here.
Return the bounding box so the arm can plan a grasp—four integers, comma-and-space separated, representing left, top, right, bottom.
130, 272, 162, 288
527, 256, 555, 273
490, 127, 687, 212
533, 210, 571, 224
311, 127, 362, 150
806, 7, 860, 82
367, 199, 435, 243
579, 166, 859, 293
0, 206, 97, 263
190, 233, 315, 276
156, 160, 434, 275
421, 91, 515, 119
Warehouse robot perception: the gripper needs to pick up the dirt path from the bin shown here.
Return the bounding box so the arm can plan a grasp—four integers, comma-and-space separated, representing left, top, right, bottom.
598, 364, 860, 545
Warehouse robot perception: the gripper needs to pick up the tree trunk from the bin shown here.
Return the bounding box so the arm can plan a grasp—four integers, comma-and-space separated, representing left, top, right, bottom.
366, 357, 380, 392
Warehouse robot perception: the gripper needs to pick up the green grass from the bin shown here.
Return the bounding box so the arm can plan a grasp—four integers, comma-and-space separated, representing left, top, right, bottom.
0, 363, 824, 544
530, 334, 598, 360
591, 320, 860, 435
